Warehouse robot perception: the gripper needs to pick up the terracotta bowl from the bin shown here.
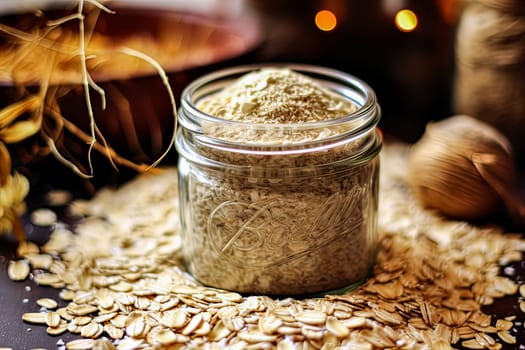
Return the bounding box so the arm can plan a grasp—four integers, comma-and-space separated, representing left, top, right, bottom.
0, 3, 261, 189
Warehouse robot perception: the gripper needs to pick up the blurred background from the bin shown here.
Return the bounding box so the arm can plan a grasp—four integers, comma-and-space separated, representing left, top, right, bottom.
2, 3, 525, 350
4, 0, 524, 190
246, 0, 460, 143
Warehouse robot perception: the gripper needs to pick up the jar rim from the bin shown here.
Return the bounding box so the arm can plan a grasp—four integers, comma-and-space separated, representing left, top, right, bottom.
180, 63, 379, 131
176, 127, 383, 173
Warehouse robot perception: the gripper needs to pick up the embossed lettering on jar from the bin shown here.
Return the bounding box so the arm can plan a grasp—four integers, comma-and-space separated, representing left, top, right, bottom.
176, 65, 382, 295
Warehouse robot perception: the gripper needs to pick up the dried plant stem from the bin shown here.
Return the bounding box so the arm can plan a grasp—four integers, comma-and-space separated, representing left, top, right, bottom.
61, 117, 155, 173
47, 0, 174, 175
45, 107, 155, 175
0, 24, 78, 54
78, 0, 98, 176
46, 13, 83, 28
0, 95, 41, 129
60, 1, 177, 173
83, 0, 115, 14
1, 0, 177, 179
118, 47, 178, 169
45, 136, 89, 178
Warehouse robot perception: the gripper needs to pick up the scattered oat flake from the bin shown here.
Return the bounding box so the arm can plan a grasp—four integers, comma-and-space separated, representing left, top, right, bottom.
22, 312, 47, 324
520, 301, 525, 314
17, 241, 39, 257
37, 297, 58, 309
47, 323, 68, 336
25, 254, 53, 270
30, 208, 57, 226
47, 189, 73, 206
115, 337, 144, 350
7, 260, 30, 281
33, 273, 61, 286
326, 316, 350, 338
65, 338, 96, 350
7, 149, 525, 349
519, 284, 525, 298
45, 312, 61, 327
294, 310, 327, 325
497, 330, 516, 344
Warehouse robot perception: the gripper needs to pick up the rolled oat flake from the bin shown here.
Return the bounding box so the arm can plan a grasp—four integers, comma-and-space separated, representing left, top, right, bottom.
176, 65, 382, 295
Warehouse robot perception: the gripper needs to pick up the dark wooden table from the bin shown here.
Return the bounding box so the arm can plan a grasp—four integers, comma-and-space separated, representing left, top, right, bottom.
1, 174, 525, 350
0, 222, 80, 349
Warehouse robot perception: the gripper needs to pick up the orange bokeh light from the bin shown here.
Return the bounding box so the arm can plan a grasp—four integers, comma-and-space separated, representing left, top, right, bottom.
395, 9, 418, 32
315, 10, 337, 31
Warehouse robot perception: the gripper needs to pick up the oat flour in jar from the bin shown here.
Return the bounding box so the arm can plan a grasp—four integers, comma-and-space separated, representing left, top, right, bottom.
176, 65, 382, 295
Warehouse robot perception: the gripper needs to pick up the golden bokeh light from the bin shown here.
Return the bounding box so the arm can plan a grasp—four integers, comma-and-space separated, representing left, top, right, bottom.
315, 10, 337, 31
395, 9, 418, 32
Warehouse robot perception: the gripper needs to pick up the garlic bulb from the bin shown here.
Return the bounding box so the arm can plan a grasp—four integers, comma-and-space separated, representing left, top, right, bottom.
408, 115, 524, 222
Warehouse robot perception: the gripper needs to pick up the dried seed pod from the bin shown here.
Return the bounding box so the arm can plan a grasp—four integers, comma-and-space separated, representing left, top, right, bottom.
408, 115, 525, 222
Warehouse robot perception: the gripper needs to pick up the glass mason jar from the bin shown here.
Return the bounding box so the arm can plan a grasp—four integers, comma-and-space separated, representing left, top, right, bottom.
176, 64, 382, 295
